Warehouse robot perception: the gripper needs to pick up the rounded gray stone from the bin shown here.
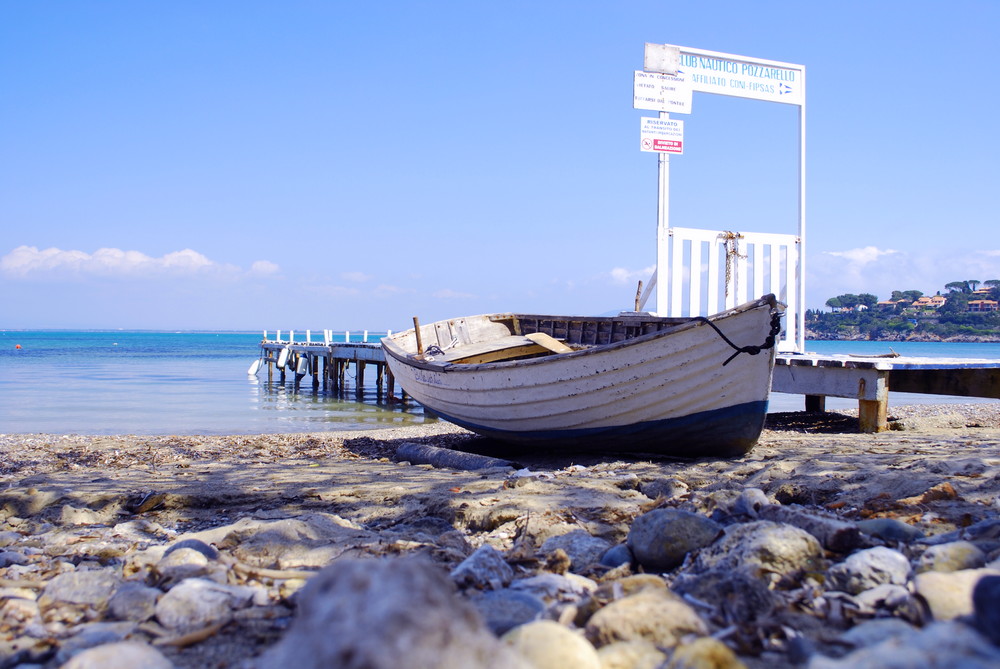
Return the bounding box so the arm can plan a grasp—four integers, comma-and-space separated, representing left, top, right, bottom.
472, 589, 545, 635
917, 541, 986, 574
827, 547, 911, 595
157, 546, 211, 582
626, 508, 721, 572
254, 557, 530, 669
41, 570, 121, 606
693, 520, 824, 579
540, 530, 611, 571
107, 583, 161, 622
585, 587, 707, 648
857, 518, 924, 543
451, 544, 514, 590
154, 578, 238, 632
732, 487, 773, 517
0, 551, 28, 568
671, 567, 775, 622
600, 543, 633, 568
163, 538, 219, 561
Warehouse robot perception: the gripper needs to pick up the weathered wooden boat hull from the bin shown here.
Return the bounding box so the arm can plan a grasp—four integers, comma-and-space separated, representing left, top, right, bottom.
382, 295, 780, 458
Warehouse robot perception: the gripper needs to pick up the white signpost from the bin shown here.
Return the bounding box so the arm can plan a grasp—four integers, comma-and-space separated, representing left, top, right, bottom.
637, 43, 807, 353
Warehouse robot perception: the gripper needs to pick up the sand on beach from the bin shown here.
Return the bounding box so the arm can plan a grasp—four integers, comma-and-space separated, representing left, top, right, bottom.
2, 401, 1000, 667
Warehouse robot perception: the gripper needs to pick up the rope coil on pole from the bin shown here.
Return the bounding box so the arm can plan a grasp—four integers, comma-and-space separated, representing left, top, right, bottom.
694, 308, 783, 366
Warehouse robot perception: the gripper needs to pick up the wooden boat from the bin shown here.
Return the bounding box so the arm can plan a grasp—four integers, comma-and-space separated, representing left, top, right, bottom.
381, 295, 783, 458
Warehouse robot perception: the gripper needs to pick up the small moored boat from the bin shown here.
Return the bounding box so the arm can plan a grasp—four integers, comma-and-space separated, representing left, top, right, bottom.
381, 295, 783, 458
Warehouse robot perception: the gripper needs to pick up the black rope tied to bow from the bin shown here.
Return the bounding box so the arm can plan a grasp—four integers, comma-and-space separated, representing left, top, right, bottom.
693, 308, 783, 366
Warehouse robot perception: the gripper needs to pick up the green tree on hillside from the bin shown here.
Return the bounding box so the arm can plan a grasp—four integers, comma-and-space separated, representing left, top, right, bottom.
945, 281, 971, 294
858, 293, 879, 309
939, 291, 970, 313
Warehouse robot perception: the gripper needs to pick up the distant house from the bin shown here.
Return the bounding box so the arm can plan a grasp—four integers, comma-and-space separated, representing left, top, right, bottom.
912, 295, 947, 309
968, 299, 999, 313
877, 299, 908, 309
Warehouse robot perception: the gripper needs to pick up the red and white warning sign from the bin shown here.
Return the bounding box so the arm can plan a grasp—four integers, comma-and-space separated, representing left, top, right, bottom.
640, 117, 684, 154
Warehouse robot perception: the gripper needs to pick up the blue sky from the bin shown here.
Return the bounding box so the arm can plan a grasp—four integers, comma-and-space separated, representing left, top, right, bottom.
2, 1, 997, 330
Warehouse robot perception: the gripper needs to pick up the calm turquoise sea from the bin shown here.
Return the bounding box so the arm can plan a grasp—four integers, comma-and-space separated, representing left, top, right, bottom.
0, 330, 432, 435
1, 332, 998, 435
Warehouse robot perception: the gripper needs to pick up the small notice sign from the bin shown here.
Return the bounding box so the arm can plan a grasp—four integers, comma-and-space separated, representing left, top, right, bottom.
633, 70, 692, 114
640, 117, 684, 154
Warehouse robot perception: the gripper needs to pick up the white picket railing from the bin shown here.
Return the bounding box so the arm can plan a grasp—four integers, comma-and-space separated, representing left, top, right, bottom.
661, 226, 802, 352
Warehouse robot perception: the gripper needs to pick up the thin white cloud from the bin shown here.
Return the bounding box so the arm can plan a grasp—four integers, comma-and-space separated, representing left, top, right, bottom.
609, 265, 656, 285
250, 260, 281, 276
0, 246, 280, 280
823, 246, 900, 265
808, 246, 1000, 308
341, 271, 373, 283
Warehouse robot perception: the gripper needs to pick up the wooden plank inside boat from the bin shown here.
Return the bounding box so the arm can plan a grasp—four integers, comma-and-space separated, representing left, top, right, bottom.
436, 336, 548, 364
525, 332, 574, 354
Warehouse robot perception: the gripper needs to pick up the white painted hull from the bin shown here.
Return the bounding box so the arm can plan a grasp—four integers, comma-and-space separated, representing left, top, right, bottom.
382, 296, 781, 457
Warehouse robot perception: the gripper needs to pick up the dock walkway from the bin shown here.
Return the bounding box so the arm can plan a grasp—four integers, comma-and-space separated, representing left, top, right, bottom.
773, 353, 1000, 431
258, 336, 400, 399
258, 336, 1000, 433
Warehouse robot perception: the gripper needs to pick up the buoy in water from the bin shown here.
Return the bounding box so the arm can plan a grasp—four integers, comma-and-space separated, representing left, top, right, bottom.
276, 347, 290, 369
247, 359, 262, 376
15, 344, 21, 349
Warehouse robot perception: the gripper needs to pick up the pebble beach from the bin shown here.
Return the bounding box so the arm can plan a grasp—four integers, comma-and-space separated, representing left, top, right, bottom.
3, 402, 1000, 668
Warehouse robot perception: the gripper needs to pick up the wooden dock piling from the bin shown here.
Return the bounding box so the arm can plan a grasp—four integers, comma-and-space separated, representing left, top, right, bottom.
259, 332, 403, 403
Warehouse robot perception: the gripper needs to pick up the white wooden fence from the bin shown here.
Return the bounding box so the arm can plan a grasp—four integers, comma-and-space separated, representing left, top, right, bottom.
659, 226, 803, 352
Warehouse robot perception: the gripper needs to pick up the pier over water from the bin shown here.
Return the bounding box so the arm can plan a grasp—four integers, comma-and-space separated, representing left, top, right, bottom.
257, 330, 403, 401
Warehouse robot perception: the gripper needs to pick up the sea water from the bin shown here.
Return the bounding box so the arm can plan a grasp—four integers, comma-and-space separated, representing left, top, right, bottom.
1, 331, 998, 435
0, 330, 432, 435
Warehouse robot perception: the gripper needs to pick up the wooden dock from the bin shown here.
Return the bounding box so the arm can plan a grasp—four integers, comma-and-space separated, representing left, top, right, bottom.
258, 333, 1000, 432
258, 332, 403, 400
774, 353, 1000, 432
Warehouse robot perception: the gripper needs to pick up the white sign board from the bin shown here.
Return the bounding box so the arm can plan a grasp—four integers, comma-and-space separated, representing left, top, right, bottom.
640, 117, 684, 154
678, 48, 803, 106
633, 71, 692, 114
643, 43, 679, 75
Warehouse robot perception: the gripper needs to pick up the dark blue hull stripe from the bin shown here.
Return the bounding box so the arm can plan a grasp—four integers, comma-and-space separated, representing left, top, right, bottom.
427, 400, 770, 459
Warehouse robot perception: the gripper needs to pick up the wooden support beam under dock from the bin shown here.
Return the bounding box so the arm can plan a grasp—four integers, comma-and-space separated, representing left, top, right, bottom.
773, 353, 1000, 432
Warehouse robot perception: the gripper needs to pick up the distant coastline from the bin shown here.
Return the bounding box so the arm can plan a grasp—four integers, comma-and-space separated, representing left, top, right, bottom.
805, 329, 1000, 344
